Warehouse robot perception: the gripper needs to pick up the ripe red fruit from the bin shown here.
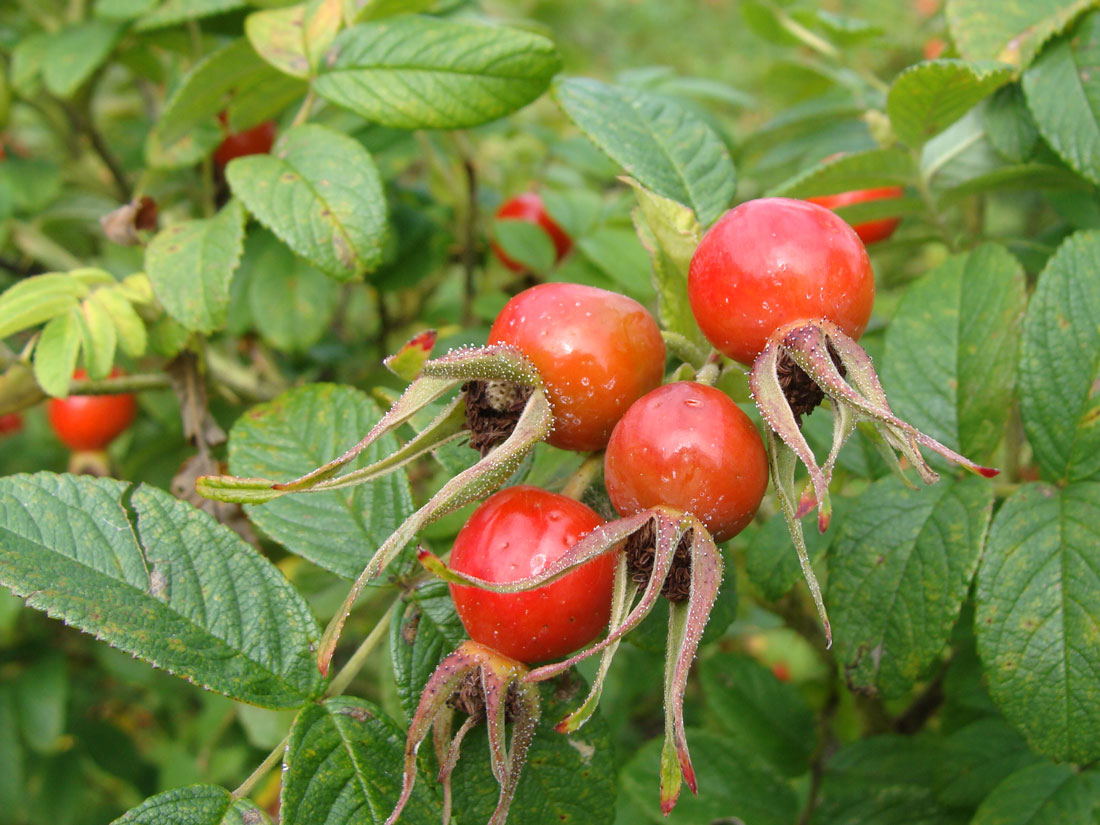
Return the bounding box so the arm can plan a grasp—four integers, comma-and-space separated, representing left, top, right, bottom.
604, 382, 768, 542
805, 187, 904, 246
0, 413, 22, 436
489, 282, 665, 452
48, 368, 137, 451
491, 193, 572, 272
213, 116, 277, 167
771, 661, 791, 682
923, 37, 946, 60
688, 197, 875, 366
447, 485, 615, 663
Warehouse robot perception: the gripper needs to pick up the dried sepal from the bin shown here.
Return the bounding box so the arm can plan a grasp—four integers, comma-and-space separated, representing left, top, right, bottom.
317, 389, 552, 675
385, 641, 540, 825
384, 329, 438, 381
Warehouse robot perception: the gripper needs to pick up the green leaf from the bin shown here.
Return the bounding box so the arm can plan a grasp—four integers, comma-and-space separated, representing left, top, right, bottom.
983, 84, 1040, 162
93, 286, 148, 358
625, 179, 708, 356
136, 0, 247, 31
882, 243, 1027, 466
0, 271, 105, 339
389, 580, 466, 721
946, 0, 1096, 68
0, 686, 24, 815
554, 77, 736, 226
226, 124, 387, 280
976, 481, 1100, 764
452, 677, 618, 825
145, 200, 246, 334
1018, 230, 1100, 483
227, 384, 415, 579
112, 785, 269, 825
346, 0, 436, 23
77, 291, 118, 379
15, 655, 67, 753
816, 735, 965, 825
829, 476, 994, 699
246, 0, 343, 79
95, 0, 158, 20
0, 473, 325, 708
492, 219, 557, 274
933, 718, 1043, 809
971, 763, 1100, 825
42, 21, 121, 98
621, 728, 797, 825
745, 508, 834, 602
0, 158, 62, 215
315, 16, 561, 129
32, 309, 82, 399
576, 227, 655, 302
281, 697, 440, 825
768, 147, 916, 197
887, 59, 1014, 147
699, 653, 815, 777
1023, 12, 1100, 185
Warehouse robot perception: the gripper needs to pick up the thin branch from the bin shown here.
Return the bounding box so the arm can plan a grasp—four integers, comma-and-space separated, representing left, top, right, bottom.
325, 601, 398, 698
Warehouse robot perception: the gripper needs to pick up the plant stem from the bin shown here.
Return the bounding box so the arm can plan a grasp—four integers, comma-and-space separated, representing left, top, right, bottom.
290, 88, 317, 128
70, 372, 172, 395
325, 601, 397, 698
231, 735, 288, 800
912, 149, 957, 252
460, 156, 479, 326
560, 452, 604, 501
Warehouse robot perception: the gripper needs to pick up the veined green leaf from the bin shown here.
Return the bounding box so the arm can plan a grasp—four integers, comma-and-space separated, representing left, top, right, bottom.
246, 0, 342, 79
112, 785, 269, 825
887, 59, 1013, 147
136, 0, 247, 31
42, 21, 121, 98
946, 0, 1096, 68
32, 309, 82, 399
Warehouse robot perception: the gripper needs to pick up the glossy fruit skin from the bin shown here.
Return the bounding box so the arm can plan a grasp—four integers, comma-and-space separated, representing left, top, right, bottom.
213, 118, 277, 167
604, 382, 768, 542
489, 282, 666, 451
448, 485, 615, 663
491, 193, 572, 272
48, 369, 137, 451
805, 187, 904, 246
688, 197, 875, 366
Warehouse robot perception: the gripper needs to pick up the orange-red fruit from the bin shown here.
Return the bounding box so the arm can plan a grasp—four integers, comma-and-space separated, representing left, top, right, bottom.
805, 187, 905, 246
687, 197, 875, 366
48, 368, 137, 451
604, 382, 769, 542
448, 485, 615, 663
491, 193, 572, 272
489, 282, 666, 452
213, 119, 277, 167
0, 413, 22, 436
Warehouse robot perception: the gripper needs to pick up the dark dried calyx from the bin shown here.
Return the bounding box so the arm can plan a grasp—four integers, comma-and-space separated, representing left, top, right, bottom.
776, 342, 845, 424
447, 670, 521, 721
625, 520, 694, 603
464, 379, 534, 456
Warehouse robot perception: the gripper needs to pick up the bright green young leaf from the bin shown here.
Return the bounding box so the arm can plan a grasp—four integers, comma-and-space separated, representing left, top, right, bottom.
227, 384, 415, 579
576, 227, 655, 302
982, 84, 1039, 162
626, 179, 708, 358
946, 0, 1096, 68
112, 785, 269, 825
0, 269, 111, 339
389, 580, 466, 721
452, 678, 617, 825
621, 728, 797, 825
829, 476, 994, 699
971, 763, 1100, 825
246, 0, 343, 79
887, 59, 1014, 148
933, 718, 1043, 809
281, 697, 440, 825
976, 482, 1100, 764
1023, 11, 1100, 185
0, 473, 325, 708
77, 292, 118, 380
699, 654, 815, 777
345, 0, 436, 24
1019, 230, 1100, 483
32, 309, 82, 399
135, 0, 247, 31
315, 16, 561, 129
145, 200, 246, 334
492, 219, 557, 274
815, 735, 964, 825
93, 287, 148, 358
42, 21, 121, 99
554, 77, 736, 226
768, 147, 916, 197
882, 243, 1026, 467
226, 124, 387, 280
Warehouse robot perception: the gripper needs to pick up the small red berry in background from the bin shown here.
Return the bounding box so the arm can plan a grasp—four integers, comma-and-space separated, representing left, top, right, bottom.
923, 37, 946, 60
489, 282, 665, 452
0, 413, 22, 436
447, 485, 615, 663
48, 368, 137, 451
688, 197, 875, 366
213, 112, 277, 168
491, 192, 573, 272
804, 154, 905, 246
771, 661, 791, 682
604, 382, 769, 542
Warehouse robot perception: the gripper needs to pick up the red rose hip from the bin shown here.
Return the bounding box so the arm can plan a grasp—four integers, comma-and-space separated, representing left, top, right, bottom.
491, 193, 572, 271
48, 368, 137, 451
805, 186, 904, 246
448, 485, 615, 663
604, 382, 768, 541
489, 282, 665, 451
